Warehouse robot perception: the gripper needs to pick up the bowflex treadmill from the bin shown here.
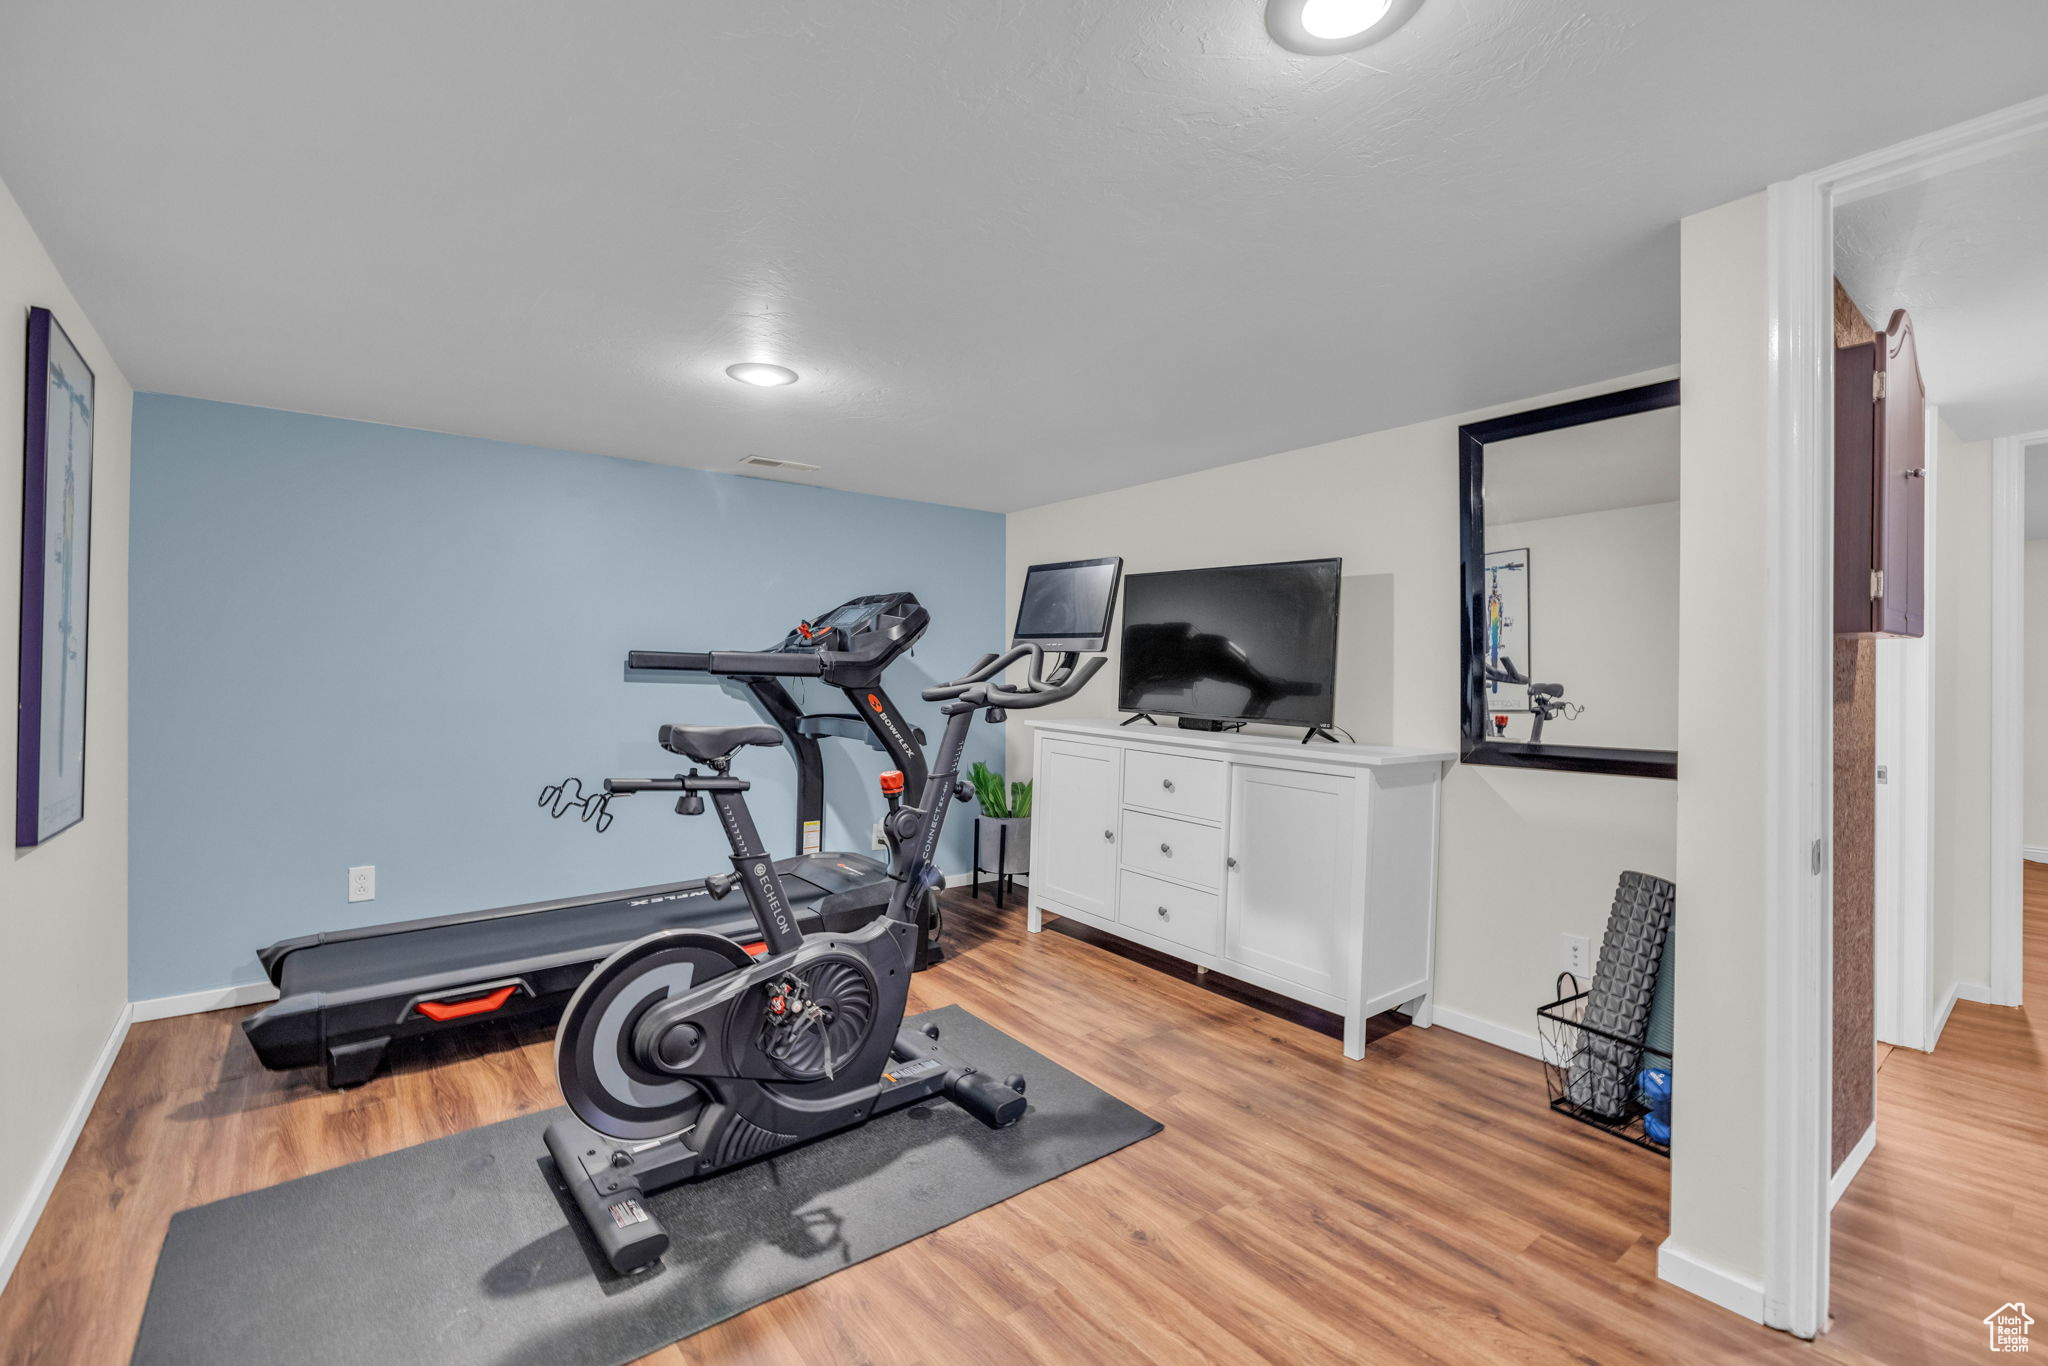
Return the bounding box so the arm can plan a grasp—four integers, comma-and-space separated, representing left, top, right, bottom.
242, 592, 936, 1087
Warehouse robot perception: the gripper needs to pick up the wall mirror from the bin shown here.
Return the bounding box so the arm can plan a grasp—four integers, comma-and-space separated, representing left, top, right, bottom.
1458, 380, 1680, 779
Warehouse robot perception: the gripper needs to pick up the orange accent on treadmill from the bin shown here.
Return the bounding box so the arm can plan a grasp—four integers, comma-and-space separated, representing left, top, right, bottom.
414, 985, 519, 1022
741, 941, 767, 956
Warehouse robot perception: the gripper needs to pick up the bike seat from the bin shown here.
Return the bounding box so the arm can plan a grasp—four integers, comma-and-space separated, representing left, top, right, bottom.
658, 723, 785, 762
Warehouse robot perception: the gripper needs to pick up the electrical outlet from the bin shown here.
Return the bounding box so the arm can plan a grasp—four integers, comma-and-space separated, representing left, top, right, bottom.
871, 820, 888, 850
1563, 933, 1591, 979
348, 865, 375, 903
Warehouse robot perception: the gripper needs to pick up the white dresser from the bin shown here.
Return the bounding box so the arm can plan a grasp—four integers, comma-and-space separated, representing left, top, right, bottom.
1026, 719, 1450, 1059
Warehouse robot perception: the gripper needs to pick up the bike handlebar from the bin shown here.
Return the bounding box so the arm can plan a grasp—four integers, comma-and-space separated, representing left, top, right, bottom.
920, 645, 1105, 710
604, 777, 685, 794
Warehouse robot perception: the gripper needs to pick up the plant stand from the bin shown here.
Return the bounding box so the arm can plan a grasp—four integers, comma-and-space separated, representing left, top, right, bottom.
971, 816, 1028, 909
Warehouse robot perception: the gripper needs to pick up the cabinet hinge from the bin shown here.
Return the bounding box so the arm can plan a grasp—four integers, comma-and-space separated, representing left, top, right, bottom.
1873, 371, 1887, 402
1870, 569, 1884, 600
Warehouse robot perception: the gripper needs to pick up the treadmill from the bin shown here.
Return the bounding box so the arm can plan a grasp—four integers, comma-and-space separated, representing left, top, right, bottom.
242, 592, 936, 1087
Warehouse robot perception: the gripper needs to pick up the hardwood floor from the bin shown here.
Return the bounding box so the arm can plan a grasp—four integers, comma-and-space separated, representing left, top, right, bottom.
1822, 865, 2048, 1363
1, 881, 2039, 1365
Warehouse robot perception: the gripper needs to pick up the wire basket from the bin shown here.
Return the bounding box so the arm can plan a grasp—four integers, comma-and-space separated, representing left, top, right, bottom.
1536, 973, 1670, 1156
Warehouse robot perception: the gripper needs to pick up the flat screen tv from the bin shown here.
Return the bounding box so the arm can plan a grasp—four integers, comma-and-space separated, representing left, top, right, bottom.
1117, 558, 1342, 728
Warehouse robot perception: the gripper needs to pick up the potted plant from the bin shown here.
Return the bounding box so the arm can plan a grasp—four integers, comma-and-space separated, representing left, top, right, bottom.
969, 761, 1031, 881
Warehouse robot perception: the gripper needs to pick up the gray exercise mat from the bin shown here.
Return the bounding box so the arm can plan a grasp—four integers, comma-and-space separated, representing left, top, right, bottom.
131, 1005, 1159, 1366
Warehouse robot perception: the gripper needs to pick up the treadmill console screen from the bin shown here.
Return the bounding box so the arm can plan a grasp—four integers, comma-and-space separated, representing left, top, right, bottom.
767, 592, 928, 671
1014, 557, 1123, 652
804, 599, 885, 636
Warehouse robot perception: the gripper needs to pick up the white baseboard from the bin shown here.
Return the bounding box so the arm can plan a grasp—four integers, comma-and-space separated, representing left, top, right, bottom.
1657, 1240, 1767, 1323
1829, 1122, 1876, 1207
131, 980, 279, 1023
2022, 845, 2048, 864
0, 1002, 133, 1298
1427, 1005, 1542, 1060
1927, 979, 1994, 1052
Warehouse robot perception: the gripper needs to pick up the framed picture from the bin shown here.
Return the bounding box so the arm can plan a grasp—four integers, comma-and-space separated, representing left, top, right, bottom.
1481, 547, 1530, 713
16, 306, 95, 847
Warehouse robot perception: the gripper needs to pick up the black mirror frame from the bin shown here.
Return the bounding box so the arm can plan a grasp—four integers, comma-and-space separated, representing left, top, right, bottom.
1458, 379, 1681, 781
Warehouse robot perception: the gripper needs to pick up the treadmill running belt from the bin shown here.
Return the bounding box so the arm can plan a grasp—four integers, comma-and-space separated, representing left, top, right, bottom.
275, 885, 806, 996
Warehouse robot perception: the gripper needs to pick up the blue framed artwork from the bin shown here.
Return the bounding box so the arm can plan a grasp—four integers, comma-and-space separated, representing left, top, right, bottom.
16, 306, 95, 847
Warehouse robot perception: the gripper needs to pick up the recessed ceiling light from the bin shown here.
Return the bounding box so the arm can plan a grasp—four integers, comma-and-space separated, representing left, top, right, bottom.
726, 362, 799, 387
1266, 0, 1420, 53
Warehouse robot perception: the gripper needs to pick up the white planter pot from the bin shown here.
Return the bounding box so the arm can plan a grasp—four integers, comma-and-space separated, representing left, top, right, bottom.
976, 816, 1031, 876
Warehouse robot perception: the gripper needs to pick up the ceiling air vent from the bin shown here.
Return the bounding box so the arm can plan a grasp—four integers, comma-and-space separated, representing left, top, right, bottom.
737, 454, 819, 473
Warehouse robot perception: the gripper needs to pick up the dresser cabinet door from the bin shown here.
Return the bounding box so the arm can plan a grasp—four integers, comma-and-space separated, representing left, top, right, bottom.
1034, 739, 1122, 919
1224, 764, 1353, 995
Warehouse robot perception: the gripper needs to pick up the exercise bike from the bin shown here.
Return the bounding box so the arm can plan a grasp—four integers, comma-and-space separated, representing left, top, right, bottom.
1482, 654, 1581, 742
544, 558, 1122, 1274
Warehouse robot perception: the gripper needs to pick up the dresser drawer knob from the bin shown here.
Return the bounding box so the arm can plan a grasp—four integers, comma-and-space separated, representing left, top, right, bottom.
1103, 829, 1115, 841
1161, 778, 1175, 793
1159, 842, 1172, 855
1227, 856, 1239, 869
1156, 905, 1171, 920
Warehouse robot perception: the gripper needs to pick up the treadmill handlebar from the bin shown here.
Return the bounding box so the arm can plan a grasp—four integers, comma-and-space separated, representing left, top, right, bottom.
624, 648, 825, 678
626, 650, 712, 672
707, 650, 826, 677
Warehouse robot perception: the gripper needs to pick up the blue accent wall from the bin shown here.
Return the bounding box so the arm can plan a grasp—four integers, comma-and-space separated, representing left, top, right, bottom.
128, 395, 1005, 1000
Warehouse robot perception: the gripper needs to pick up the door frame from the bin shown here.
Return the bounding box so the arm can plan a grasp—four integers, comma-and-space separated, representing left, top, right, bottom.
1765, 91, 2048, 1339
1990, 427, 2039, 1010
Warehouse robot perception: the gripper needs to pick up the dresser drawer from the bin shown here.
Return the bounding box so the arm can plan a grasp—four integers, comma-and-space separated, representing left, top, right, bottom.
1121, 748, 1225, 821
1118, 870, 1222, 954
1120, 808, 1223, 889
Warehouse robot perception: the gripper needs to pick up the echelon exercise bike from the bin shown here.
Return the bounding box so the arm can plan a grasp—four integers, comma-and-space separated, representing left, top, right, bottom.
544, 558, 1121, 1274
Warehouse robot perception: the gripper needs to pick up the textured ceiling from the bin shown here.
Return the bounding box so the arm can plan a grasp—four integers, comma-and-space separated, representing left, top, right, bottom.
1837, 132, 2048, 443
4, 2, 2048, 512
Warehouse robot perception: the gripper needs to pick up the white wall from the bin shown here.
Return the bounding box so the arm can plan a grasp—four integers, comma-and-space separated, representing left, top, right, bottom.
1667, 192, 1771, 1302
2025, 537, 2048, 852
1003, 365, 1680, 1056
1932, 418, 1993, 1010
0, 171, 131, 1287
1485, 500, 1681, 749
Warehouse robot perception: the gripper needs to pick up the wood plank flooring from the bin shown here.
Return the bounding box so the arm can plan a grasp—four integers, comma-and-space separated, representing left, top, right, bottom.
1, 879, 2040, 1364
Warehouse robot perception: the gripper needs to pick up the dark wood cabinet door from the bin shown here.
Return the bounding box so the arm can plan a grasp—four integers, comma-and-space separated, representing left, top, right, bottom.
1832, 308, 1926, 638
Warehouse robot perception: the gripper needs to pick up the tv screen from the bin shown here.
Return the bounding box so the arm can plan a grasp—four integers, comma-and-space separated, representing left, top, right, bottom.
1118, 559, 1342, 726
